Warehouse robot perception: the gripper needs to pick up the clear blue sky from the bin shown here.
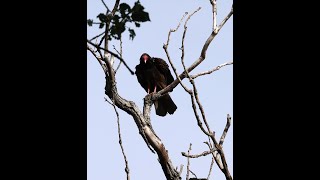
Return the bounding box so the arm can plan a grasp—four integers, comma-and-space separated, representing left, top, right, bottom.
87, 0, 233, 179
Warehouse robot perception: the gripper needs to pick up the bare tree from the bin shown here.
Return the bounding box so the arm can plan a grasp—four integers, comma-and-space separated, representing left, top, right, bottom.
87, 0, 233, 179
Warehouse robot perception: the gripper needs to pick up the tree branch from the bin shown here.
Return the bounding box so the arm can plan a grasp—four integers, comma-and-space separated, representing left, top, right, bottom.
101, 0, 110, 12
102, 26, 180, 180
215, 4, 233, 33
179, 7, 214, 137
189, 170, 197, 179
178, 164, 184, 176
207, 156, 215, 180
115, 37, 123, 73
163, 12, 191, 93
154, 5, 233, 98
209, 0, 217, 31
191, 61, 233, 79
173, 5, 233, 180
186, 143, 192, 180
87, 45, 106, 72
104, 0, 120, 55
89, 31, 106, 41
108, 99, 130, 180
219, 114, 231, 146
141, 95, 180, 180
182, 149, 213, 158
87, 39, 134, 74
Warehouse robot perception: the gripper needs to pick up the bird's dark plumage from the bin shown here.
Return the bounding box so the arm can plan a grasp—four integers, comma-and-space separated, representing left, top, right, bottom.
135, 53, 177, 116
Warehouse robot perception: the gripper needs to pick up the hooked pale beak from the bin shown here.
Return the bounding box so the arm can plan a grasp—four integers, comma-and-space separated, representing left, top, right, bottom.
144, 59, 147, 63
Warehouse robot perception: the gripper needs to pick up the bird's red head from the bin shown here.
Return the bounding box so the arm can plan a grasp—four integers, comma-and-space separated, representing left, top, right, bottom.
140, 53, 150, 64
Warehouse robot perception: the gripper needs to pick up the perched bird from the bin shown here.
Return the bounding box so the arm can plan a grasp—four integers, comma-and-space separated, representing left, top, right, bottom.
135, 53, 177, 116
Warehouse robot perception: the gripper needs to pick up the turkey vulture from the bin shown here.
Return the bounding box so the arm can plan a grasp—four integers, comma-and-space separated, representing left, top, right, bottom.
135, 53, 177, 116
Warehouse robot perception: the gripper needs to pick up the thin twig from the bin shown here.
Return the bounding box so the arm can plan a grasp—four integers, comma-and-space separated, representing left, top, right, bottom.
190, 79, 212, 134
180, 7, 201, 73
178, 8, 201, 92
101, 0, 110, 12
190, 93, 212, 137
156, 5, 232, 97
115, 37, 123, 73
178, 5, 233, 180
209, 0, 217, 31
189, 170, 197, 178
179, 165, 184, 176
110, 100, 130, 180
182, 149, 214, 158
87, 45, 106, 72
203, 142, 221, 178
113, 45, 121, 56
90, 31, 106, 41
104, 97, 113, 105
215, 4, 233, 33
179, 7, 213, 136
186, 143, 192, 180
104, 0, 120, 62
163, 12, 191, 93
207, 156, 215, 180
180, 7, 201, 69
207, 134, 232, 179
166, 12, 188, 46
98, 34, 106, 48
219, 114, 231, 146
110, 0, 120, 16
87, 39, 134, 74
191, 61, 233, 79
178, 8, 233, 178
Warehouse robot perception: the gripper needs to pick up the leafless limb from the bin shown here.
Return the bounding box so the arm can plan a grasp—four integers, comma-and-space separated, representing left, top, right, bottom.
90, 31, 106, 41
87, 45, 106, 72
166, 12, 188, 46
98, 34, 106, 48
104, 97, 113, 105
182, 149, 213, 158
169, 9, 214, 145
89, 21, 105, 25
154, 5, 233, 98
110, 100, 130, 180
207, 156, 215, 180
101, 0, 110, 12
179, 165, 184, 176
215, 5, 233, 33
186, 143, 192, 180
181, 8, 202, 69
113, 45, 121, 56
203, 141, 213, 151
204, 141, 224, 177
209, 0, 217, 31
115, 38, 123, 73
163, 12, 191, 93
104, 0, 120, 55
110, 0, 120, 16
178, 7, 202, 92
191, 61, 233, 79
189, 170, 197, 178
180, 7, 214, 137
163, 4, 233, 180
87, 39, 134, 74
219, 114, 231, 146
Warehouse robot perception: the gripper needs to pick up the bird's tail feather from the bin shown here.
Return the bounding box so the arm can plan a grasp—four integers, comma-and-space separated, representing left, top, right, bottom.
154, 94, 177, 116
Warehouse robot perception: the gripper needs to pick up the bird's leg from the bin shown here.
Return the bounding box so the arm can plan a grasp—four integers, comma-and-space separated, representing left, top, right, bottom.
153, 85, 157, 93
